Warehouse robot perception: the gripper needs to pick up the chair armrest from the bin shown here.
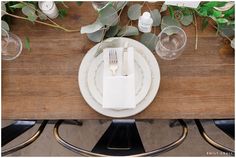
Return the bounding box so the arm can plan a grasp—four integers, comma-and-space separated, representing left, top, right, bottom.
53, 119, 188, 156
195, 119, 234, 155
2, 120, 48, 156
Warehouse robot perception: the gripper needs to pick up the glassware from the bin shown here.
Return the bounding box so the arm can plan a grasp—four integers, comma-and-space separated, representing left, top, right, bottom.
92, 2, 110, 11
155, 26, 187, 60
2, 29, 22, 61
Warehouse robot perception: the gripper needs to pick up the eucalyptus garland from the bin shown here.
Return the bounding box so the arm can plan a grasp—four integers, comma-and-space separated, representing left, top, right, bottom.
80, 1, 235, 52
1, 1, 81, 50
1, 1, 235, 52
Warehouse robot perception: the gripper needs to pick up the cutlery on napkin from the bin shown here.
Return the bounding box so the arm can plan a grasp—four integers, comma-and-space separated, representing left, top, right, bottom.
122, 42, 129, 76
103, 47, 135, 110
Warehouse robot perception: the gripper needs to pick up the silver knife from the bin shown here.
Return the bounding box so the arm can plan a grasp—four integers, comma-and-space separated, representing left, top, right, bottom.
122, 42, 129, 76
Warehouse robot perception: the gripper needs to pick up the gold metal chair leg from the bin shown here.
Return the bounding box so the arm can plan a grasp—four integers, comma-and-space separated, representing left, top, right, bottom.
53, 119, 188, 156
195, 119, 234, 155
2, 120, 48, 156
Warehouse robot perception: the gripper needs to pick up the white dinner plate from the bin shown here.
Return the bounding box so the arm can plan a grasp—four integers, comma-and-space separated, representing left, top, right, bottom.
78, 37, 160, 118
87, 50, 152, 107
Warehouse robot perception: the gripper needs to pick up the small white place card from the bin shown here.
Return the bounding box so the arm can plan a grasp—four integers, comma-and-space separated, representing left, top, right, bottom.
164, 1, 201, 9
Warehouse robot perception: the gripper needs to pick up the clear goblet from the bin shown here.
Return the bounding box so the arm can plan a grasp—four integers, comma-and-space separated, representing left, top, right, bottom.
155, 26, 187, 60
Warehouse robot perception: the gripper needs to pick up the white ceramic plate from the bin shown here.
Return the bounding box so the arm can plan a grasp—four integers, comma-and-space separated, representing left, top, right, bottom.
87, 50, 151, 106
78, 37, 160, 118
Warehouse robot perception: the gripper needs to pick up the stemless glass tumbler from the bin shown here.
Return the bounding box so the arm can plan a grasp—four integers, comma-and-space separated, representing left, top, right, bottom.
155, 26, 187, 60
2, 29, 22, 61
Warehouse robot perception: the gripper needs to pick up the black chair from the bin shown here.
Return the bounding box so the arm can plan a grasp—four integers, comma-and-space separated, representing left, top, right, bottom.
214, 119, 234, 139
194, 119, 234, 156
1, 120, 48, 156
53, 119, 188, 156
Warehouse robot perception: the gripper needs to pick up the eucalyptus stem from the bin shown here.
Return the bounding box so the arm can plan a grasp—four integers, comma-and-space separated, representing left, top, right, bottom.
193, 12, 198, 50
95, 28, 107, 54
145, 1, 152, 12
209, 22, 232, 41
61, 2, 69, 8
141, 1, 146, 7
2, 10, 80, 32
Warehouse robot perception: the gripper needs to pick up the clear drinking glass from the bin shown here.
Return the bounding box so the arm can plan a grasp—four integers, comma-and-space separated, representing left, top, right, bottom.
155, 26, 187, 60
2, 29, 22, 61
92, 2, 110, 11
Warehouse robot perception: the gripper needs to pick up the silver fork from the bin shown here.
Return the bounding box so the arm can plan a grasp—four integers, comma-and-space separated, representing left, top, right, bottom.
109, 49, 118, 75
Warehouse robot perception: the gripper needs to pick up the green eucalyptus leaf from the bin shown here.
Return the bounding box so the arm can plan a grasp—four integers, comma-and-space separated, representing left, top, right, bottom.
150, 9, 161, 26
224, 7, 234, 18
1, 1, 7, 5
180, 15, 193, 26
203, 2, 218, 8
197, 7, 208, 17
212, 10, 223, 18
216, 18, 228, 24
160, 4, 167, 13
10, 3, 25, 9
87, 29, 104, 43
114, 1, 127, 11
81, 19, 104, 34
105, 25, 120, 37
1, 3, 6, 17
117, 26, 139, 37
25, 36, 30, 51
94, 38, 121, 57
204, 2, 226, 8
2, 20, 10, 32
37, 12, 47, 20
127, 4, 142, 20
27, 14, 37, 22
140, 33, 158, 51
22, 4, 37, 22
22, 4, 35, 16
161, 16, 181, 30
98, 6, 119, 26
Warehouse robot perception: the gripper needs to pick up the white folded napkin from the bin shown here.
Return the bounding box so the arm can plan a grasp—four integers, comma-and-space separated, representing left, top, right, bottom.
103, 47, 135, 110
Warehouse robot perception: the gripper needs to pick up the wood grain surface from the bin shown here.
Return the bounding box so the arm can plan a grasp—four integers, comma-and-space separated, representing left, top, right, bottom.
2, 2, 234, 119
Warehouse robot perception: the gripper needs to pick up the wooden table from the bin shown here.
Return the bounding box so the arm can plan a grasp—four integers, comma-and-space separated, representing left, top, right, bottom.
2, 2, 234, 120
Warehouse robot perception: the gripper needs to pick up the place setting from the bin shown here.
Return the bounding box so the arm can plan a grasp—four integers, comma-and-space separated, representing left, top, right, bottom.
78, 37, 161, 118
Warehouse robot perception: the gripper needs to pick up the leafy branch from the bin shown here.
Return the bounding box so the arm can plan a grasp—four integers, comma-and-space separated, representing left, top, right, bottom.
195, 1, 234, 41
2, 10, 80, 32
2, 2, 80, 32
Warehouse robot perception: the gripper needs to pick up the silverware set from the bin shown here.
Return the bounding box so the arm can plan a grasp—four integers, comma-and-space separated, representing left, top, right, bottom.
109, 49, 118, 75
109, 44, 129, 76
